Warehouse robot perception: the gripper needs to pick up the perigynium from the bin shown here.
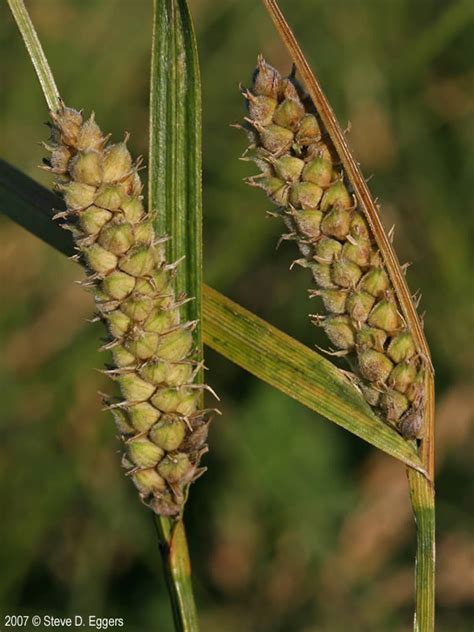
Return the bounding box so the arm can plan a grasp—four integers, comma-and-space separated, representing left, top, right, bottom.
239, 56, 425, 439
43, 104, 214, 516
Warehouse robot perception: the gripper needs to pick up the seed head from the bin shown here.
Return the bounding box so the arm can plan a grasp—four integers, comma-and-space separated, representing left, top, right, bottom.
239, 57, 425, 436
44, 105, 214, 516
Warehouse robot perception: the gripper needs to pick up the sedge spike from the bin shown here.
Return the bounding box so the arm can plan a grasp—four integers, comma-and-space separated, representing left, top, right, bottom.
239, 57, 425, 438
44, 104, 212, 516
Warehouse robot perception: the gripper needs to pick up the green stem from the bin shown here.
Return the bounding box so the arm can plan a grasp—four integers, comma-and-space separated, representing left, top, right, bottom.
408, 470, 435, 631
154, 518, 200, 632
6, 0, 60, 111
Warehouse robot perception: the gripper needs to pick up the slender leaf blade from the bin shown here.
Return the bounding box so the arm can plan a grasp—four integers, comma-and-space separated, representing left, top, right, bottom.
0, 159, 70, 256
149, 0, 202, 333
149, 1, 202, 629
7, 0, 61, 111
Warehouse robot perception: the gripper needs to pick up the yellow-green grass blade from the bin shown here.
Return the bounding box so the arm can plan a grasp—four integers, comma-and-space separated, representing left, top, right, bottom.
203, 285, 425, 473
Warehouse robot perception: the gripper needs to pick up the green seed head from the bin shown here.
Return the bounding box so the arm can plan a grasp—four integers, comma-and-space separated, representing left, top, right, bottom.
98, 222, 134, 255
321, 207, 352, 240
252, 56, 281, 98
126, 331, 160, 360
360, 267, 390, 297
239, 59, 425, 438
128, 402, 161, 432
368, 299, 400, 333
132, 468, 167, 497
346, 291, 375, 322
70, 150, 102, 185
319, 289, 347, 314
356, 325, 387, 352
387, 332, 416, 363
342, 236, 371, 267
323, 315, 355, 350
79, 205, 112, 235
106, 310, 130, 338
295, 114, 321, 145
389, 362, 417, 394
118, 373, 156, 402
61, 181, 96, 210
127, 437, 164, 468
289, 182, 323, 209
320, 181, 352, 211
247, 94, 278, 126
119, 246, 156, 276
112, 345, 136, 368
314, 237, 342, 263
358, 349, 393, 383
85, 243, 118, 274
150, 417, 186, 451
350, 213, 370, 239
295, 210, 323, 240
102, 143, 132, 182
273, 155, 305, 182
302, 156, 333, 187
94, 184, 125, 211
157, 329, 193, 362
121, 196, 145, 223
259, 124, 294, 154
255, 177, 288, 206
332, 259, 362, 288
76, 114, 104, 151
102, 271, 135, 300
273, 98, 305, 130
380, 389, 409, 422
310, 262, 336, 289
45, 104, 213, 516
157, 452, 192, 484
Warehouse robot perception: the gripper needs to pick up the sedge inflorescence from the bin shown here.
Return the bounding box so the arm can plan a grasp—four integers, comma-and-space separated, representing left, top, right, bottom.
43, 105, 212, 516
239, 56, 425, 439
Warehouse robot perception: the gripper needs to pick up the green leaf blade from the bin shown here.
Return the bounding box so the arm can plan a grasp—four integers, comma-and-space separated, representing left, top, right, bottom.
7, 0, 60, 111
149, 0, 202, 333
149, 1, 203, 629
0, 159, 70, 256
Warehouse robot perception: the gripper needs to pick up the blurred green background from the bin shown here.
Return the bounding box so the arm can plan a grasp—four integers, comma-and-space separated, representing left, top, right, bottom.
1, 0, 473, 630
